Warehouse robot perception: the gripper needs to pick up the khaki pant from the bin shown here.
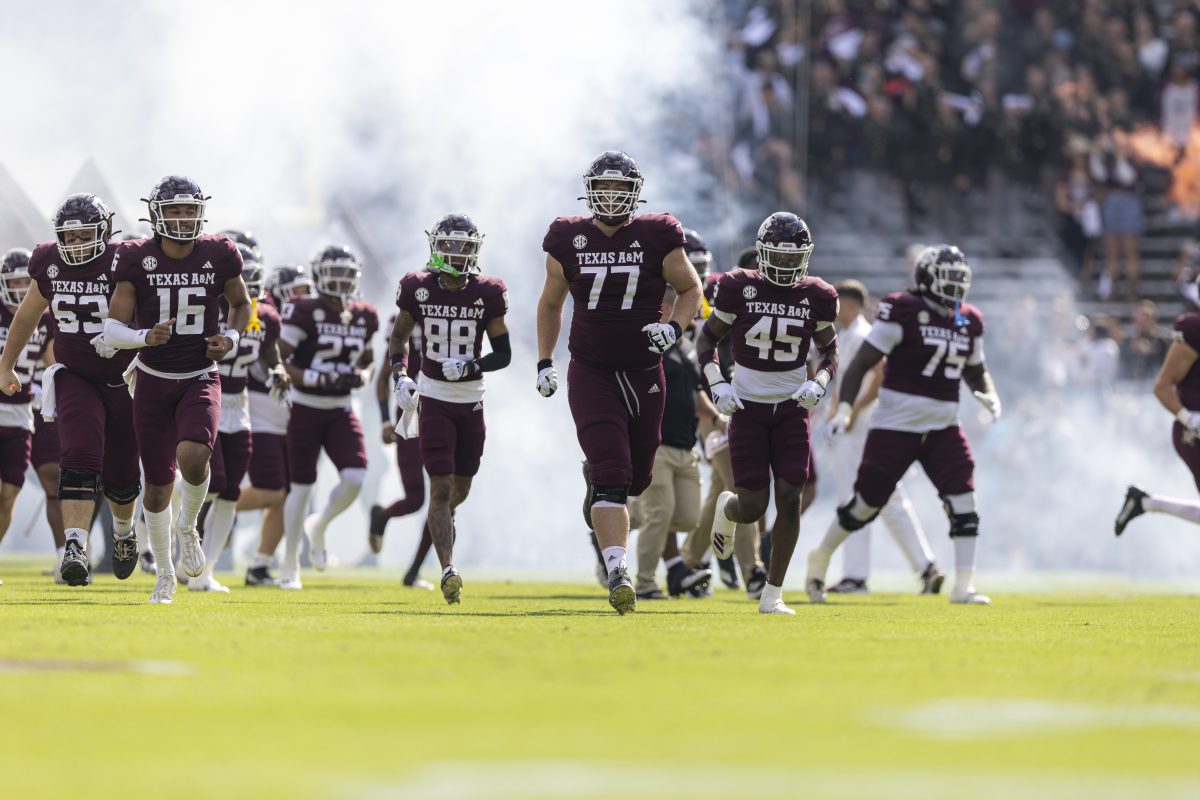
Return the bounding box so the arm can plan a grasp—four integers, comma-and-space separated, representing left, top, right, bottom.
632, 445, 701, 594
683, 442, 763, 581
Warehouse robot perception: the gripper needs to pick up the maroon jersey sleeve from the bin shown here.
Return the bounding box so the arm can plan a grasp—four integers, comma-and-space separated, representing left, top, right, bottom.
541, 217, 573, 264
809, 277, 839, 326
711, 271, 745, 320
644, 212, 688, 261
1174, 312, 1200, 352
396, 272, 422, 318
483, 277, 509, 322
1174, 312, 1200, 409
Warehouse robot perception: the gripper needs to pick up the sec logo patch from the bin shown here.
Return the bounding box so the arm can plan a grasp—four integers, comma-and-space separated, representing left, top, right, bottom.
415, 288, 430, 302
47, 265, 59, 279
743, 285, 757, 300
142, 257, 158, 272
918, 310, 930, 324
573, 235, 588, 250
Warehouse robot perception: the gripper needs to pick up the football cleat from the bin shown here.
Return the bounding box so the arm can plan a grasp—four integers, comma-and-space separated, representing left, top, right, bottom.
177, 527, 205, 578
310, 548, 328, 572
805, 548, 831, 603
368, 504, 387, 554
188, 575, 230, 593
140, 550, 156, 575
404, 576, 435, 591
636, 588, 670, 600
950, 588, 991, 605
245, 565, 277, 587
760, 598, 796, 615
667, 562, 712, 598
304, 514, 328, 571
441, 567, 463, 605
745, 566, 768, 600
710, 491, 737, 560
111, 533, 138, 581
1115, 486, 1148, 537
717, 557, 739, 589
278, 573, 303, 591
148, 574, 177, 604
60, 540, 90, 587
919, 562, 945, 594
828, 577, 868, 595
607, 566, 636, 615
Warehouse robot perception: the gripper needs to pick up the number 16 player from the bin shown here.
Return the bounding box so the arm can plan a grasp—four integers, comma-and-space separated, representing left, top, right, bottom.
536, 151, 701, 614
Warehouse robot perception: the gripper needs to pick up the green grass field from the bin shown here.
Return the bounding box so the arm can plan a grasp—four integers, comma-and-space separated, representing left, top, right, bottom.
1, 560, 1198, 800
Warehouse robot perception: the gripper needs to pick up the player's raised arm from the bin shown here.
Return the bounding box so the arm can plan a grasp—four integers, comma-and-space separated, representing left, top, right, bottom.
534, 253, 568, 397
0, 282, 50, 395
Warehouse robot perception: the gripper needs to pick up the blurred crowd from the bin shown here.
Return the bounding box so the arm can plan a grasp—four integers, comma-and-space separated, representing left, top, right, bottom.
720, 0, 1200, 306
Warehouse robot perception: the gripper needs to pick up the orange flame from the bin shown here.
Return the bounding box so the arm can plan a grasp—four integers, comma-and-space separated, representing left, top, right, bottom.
1118, 124, 1200, 220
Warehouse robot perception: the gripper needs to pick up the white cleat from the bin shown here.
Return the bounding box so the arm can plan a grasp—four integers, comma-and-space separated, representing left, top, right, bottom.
760, 598, 796, 615
805, 578, 827, 604
278, 573, 303, 591
309, 548, 328, 572
710, 490, 737, 560
407, 578, 435, 591
177, 527, 205, 578
304, 514, 327, 571
188, 575, 230, 593
148, 574, 177, 604
950, 588, 991, 605
805, 548, 830, 603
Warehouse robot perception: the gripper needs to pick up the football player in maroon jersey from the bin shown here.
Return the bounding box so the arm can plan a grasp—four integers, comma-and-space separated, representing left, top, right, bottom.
0, 195, 144, 587
806, 245, 1000, 605
537, 151, 701, 614
104, 176, 251, 604
1115, 274, 1200, 534
389, 214, 510, 604
278, 245, 378, 590
696, 213, 839, 614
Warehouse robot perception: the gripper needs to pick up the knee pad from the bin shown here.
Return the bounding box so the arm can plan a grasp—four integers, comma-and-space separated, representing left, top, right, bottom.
948, 511, 980, 537
591, 483, 630, 507
59, 469, 100, 502
103, 480, 141, 505
837, 494, 881, 532
341, 467, 368, 488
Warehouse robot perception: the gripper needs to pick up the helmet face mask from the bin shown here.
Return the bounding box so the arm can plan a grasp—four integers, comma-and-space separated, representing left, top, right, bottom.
582, 151, 644, 225
426, 214, 483, 278
267, 264, 313, 306
755, 212, 814, 287
914, 245, 972, 308
53, 193, 113, 266
311, 245, 362, 301
0, 248, 32, 308
142, 176, 209, 242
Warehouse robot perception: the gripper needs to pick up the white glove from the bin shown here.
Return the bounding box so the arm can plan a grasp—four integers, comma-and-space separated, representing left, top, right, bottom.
90, 333, 118, 359
642, 322, 680, 354
536, 364, 558, 398
973, 390, 1002, 422
441, 358, 470, 382
792, 379, 826, 410
1177, 408, 1200, 436
828, 401, 852, 435
393, 375, 419, 413
709, 381, 743, 415
267, 366, 291, 409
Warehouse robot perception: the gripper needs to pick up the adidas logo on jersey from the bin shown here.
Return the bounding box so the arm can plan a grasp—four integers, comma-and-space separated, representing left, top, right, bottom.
474, 298, 484, 306
472, 402, 483, 411
630, 240, 641, 248
799, 297, 809, 305
647, 385, 660, 394
202, 261, 214, 270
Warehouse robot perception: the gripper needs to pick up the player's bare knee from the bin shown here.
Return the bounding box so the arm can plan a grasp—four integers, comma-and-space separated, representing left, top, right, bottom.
143, 483, 173, 513
773, 480, 803, 515
0, 482, 19, 510
429, 475, 454, 505
837, 493, 881, 532
737, 489, 770, 522
451, 476, 473, 507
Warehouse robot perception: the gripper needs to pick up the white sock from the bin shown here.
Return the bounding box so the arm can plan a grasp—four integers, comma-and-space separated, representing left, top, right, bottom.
201, 498, 238, 580
602, 545, 627, 577
176, 472, 211, 533
145, 508, 174, 578
282, 483, 314, 574
252, 553, 271, 569
308, 468, 366, 551
65, 527, 87, 546
879, 492, 935, 573
1144, 494, 1200, 524
113, 511, 134, 539
818, 519, 853, 555
663, 555, 683, 569
953, 536, 977, 591
134, 515, 148, 552
760, 582, 783, 606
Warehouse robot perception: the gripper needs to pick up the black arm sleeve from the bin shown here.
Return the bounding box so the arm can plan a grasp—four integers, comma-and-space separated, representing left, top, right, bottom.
474, 332, 511, 373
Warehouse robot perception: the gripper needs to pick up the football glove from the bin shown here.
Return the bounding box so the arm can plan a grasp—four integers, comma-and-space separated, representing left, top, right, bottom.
267, 366, 291, 409
393, 375, 419, 413
442, 358, 478, 382
973, 390, 1002, 422
642, 321, 681, 353
1177, 408, 1200, 436
710, 381, 743, 416
828, 401, 852, 436
792, 379, 826, 410
90, 333, 118, 359
536, 362, 558, 398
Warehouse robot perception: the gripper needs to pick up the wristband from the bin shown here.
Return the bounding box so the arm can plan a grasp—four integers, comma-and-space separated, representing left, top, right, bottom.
702, 362, 725, 388
668, 320, 683, 339
223, 329, 240, 352
303, 369, 321, 388
537, 358, 553, 372
378, 395, 391, 419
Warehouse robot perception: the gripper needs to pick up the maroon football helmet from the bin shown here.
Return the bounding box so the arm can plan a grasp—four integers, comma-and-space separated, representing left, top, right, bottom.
267, 264, 313, 306
311, 244, 362, 300
913, 244, 971, 307
0, 248, 32, 308
755, 212, 813, 287
582, 150, 644, 225
237, 244, 264, 299
141, 175, 209, 242
221, 228, 261, 256
426, 214, 483, 277
683, 228, 712, 280
53, 193, 114, 266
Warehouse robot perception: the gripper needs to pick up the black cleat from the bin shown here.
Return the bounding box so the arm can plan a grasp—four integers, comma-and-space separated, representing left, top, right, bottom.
368, 504, 387, 554
60, 540, 90, 587
636, 587, 669, 600
716, 556, 739, 589
828, 577, 869, 594
667, 562, 711, 597
607, 565, 636, 614
245, 565, 278, 586
745, 566, 768, 600
111, 533, 138, 580
1115, 486, 1148, 536
581, 460, 594, 530
919, 562, 945, 594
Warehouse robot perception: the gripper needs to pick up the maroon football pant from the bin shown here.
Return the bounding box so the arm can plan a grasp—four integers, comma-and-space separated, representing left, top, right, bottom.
287, 404, 367, 485
249, 432, 289, 491
384, 434, 425, 518
727, 399, 812, 491
854, 425, 974, 508
55, 371, 140, 491
132, 371, 221, 486
1172, 421, 1200, 493
0, 425, 31, 487
31, 415, 60, 469
418, 397, 485, 477
210, 430, 252, 502
567, 359, 665, 496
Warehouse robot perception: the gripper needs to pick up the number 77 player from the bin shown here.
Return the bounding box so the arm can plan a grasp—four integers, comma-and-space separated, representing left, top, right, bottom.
535, 150, 701, 615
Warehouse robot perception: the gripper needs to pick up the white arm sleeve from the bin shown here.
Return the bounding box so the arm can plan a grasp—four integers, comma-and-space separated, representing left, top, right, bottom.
712, 309, 736, 325
102, 317, 148, 350
864, 320, 903, 355
967, 338, 985, 366
280, 324, 307, 347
